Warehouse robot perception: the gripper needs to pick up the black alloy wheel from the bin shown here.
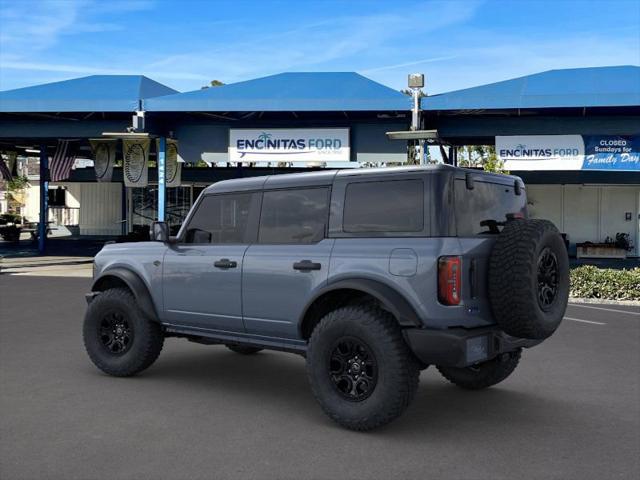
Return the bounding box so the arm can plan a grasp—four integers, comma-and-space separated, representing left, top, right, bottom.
99, 311, 134, 355
329, 337, 378, 402
537, 247, 559, 310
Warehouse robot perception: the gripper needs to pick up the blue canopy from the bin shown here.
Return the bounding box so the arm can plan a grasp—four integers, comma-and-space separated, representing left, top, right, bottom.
0, 75, 178, 113
145, 72, 411, 112
422, 66, 640, 111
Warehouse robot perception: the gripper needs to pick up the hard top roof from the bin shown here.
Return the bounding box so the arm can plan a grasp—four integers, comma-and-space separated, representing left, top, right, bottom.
203, 165, 520, 194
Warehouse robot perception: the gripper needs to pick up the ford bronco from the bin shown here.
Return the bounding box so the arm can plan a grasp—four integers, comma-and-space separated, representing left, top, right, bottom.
84, 165, 569, 430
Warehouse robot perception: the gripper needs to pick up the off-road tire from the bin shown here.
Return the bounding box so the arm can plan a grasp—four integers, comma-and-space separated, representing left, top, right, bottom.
306, 304, 420, 431
83, 287, 164, 377
437, 349, 522, 390
489, 219, 569, 340
226, 344, 263, 355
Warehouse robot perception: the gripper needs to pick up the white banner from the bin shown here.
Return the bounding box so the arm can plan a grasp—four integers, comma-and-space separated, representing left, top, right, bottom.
229, 128, 350, 162
123, 138, 149, 187
156, 138, 181, 187
90, 139, 116, 182
497, 135, 585, 170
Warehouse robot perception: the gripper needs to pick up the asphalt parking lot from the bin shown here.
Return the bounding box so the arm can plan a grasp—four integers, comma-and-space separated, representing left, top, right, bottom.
1, 274, 638, 480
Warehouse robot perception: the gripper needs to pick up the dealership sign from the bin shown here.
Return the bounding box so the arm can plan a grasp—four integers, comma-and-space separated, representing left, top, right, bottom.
496, 135, 585, 170
497, 135, 640, 171
229, 128, 350, 162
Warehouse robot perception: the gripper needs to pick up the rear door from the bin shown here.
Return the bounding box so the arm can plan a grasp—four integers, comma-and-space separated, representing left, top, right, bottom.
162, 192, 259, 333
242, 187, 333, 343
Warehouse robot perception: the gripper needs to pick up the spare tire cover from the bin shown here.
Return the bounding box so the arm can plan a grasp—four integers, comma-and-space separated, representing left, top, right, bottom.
488, 219, 569, 340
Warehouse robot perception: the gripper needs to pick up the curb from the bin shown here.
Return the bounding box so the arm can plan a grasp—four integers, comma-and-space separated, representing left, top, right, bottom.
569, 297, 640, 307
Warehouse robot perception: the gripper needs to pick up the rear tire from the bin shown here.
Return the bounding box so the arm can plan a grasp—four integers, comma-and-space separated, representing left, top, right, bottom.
437, 349, 521, 390
83, 288, 164, 377
306, 304, 420, 431
226, 344, 263, 355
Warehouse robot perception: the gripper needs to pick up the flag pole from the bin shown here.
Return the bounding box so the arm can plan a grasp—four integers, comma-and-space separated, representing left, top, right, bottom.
157, 137, 166, 222
38, 144, 48, 254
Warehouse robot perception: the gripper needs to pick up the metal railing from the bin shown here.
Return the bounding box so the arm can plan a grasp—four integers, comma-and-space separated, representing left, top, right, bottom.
48, 206, 79, 226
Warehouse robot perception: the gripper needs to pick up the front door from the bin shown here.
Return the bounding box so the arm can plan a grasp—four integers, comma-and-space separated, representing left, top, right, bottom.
242, 187, 333, 342
162, 191, 259, 333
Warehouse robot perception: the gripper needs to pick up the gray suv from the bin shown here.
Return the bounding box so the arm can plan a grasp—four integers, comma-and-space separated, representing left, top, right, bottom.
84, 165, 569, 431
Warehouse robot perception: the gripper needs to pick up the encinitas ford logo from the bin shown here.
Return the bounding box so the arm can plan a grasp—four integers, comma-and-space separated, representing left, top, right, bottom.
236, 131, 342, 158
500, 143, 579, 158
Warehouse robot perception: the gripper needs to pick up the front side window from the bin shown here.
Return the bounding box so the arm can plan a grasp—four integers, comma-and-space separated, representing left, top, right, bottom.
259, 188, 329, 244
343, 179, 424, 233
184, 193, 254, 244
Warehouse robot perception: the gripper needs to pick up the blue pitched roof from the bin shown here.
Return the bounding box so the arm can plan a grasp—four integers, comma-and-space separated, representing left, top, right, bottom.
0, 75, 178, 113
145, 72, 411, 112
422, 66, 640, 111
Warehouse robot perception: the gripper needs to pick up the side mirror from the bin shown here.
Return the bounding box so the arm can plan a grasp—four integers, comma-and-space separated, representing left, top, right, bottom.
151, 221, 169, 243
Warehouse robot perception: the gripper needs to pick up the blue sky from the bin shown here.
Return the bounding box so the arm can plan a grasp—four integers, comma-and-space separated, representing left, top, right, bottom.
0, 0, 638, 94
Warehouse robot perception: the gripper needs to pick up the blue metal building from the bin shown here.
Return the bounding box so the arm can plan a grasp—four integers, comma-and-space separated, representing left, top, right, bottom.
421, 65, 640, 257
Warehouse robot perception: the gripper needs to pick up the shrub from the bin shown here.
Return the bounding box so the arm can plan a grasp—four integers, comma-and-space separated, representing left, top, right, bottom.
570, 265, 640, 301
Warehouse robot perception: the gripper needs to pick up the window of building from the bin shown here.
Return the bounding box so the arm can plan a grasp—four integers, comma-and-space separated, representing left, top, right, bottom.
48, 188, 66, 207
258, 188, 329, 244
343, 179, 424, 233
184, 193, 255, 244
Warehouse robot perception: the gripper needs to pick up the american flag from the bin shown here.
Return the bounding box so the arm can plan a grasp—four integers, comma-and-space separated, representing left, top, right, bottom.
0, 157, 12, 181
49, 140, 78, 182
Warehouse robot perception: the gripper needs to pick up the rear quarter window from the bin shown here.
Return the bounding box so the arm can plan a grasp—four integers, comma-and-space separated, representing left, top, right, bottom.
454, 179, 526, 236
343, 179, 424, 233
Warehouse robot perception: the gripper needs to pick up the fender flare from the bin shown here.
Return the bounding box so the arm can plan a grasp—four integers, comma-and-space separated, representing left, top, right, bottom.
299, 278, 422, 328
92, 267, 159, 322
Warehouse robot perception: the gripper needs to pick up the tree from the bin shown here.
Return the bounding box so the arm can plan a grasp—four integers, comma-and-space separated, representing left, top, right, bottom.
201, 79, 225, 89
4, 175, 30, 214
457, 145, 508, 174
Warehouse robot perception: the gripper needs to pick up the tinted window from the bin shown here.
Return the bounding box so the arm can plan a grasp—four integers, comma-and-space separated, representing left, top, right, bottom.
259, 188, 329, 244
343, 179, 424, 233
454, 180, 527, 236
184, 193, 254, 244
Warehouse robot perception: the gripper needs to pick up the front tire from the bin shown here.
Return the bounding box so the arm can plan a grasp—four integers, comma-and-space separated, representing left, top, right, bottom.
437, 349, 522, 390
83, 288, 164, 377
306, 304, 420, 431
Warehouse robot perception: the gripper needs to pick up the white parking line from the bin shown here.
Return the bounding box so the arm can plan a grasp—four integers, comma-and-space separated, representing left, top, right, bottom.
564, 316, 607, 325
569, 304, 640, 316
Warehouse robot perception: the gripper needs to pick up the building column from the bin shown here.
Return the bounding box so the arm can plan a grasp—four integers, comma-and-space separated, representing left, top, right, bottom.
157, 137, 166, 222
38, 144, 48, 254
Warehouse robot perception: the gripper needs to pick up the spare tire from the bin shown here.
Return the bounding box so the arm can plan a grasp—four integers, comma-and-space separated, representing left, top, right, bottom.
488, 219, 569, 340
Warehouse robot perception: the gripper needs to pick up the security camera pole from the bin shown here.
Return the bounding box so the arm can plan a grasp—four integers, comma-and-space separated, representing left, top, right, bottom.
408, 73, 425, 165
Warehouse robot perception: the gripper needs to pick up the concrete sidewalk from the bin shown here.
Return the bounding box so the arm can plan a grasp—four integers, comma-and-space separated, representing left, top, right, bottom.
0, 256, 93, 277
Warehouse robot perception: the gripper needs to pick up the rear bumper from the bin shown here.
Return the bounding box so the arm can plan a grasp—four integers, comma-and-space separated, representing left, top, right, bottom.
403, 326, 541, 368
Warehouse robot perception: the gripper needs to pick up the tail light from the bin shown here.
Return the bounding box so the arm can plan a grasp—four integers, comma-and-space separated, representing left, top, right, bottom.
438, 256, 461, 305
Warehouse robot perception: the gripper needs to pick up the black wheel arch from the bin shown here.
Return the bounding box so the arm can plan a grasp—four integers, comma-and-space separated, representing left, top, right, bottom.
299, 278, 422, 339
92, 268, 159, 322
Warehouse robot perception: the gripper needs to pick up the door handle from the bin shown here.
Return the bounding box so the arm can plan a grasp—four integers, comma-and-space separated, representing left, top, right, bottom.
293, 260, 321, 271
214, 258, 237, 269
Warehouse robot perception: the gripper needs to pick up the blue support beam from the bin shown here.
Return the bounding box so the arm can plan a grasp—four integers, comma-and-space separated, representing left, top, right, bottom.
38, 145, 48, 254
157, 137, 166, 222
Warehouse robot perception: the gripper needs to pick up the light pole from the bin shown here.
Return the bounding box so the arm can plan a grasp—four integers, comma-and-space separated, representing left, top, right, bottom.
408, 73, 425, 164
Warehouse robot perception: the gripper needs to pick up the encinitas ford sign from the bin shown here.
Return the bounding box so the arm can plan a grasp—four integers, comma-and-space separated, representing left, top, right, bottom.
229, 128, 350, 162
497, 135, 585, 170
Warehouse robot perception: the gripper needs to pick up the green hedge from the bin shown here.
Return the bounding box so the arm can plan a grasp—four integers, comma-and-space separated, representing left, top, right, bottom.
570, 266, 640, 301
